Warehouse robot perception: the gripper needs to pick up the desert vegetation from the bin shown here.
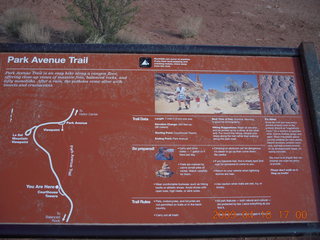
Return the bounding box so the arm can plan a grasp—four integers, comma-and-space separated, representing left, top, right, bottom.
177, 16, 202, 39
1, 7, 50, 43
0, 1, 205, 44
66, 0, 138, 43
19, 22, 50, 43
0, 0, 138, 44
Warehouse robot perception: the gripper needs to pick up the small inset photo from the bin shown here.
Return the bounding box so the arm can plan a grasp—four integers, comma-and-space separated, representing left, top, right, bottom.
260, 75, 300, 115
155, 162, 174, 178
155, 73, 261, 114
155, 147, 174, 160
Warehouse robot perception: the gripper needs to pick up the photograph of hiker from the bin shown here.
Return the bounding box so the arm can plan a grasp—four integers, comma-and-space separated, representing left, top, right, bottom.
155, 73, 261, 114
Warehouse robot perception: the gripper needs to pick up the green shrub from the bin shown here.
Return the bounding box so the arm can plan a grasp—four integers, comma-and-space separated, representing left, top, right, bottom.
66, 0, 138, 43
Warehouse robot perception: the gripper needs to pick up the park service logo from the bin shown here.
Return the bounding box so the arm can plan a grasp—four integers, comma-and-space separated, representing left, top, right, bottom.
139, 57, 152, 68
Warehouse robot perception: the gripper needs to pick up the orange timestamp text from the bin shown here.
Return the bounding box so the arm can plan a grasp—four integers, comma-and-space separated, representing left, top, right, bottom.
212, 210, 308, 220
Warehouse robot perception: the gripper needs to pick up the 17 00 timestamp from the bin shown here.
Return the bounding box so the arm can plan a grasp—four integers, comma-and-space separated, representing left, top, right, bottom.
212, 210, 308, 220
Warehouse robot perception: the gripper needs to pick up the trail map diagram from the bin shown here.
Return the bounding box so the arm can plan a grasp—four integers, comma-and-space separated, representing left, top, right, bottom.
3, 106, 97, 224
24, 108, 77, 223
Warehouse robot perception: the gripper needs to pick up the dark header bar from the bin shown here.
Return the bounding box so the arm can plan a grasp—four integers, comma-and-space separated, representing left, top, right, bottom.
0, 43, 299, 57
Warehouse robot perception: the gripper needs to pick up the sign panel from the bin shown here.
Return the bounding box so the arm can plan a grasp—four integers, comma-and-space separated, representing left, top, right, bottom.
0, 49, 319, 233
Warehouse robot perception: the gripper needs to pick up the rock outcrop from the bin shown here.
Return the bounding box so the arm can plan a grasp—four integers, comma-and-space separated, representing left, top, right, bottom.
241, 81, 254, 89
246, 101, 261, 110
155, 73, 205, 100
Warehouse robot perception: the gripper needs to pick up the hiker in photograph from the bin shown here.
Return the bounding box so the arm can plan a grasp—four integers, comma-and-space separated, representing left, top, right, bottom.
186, 95, 191, 109
205, 94, 210, 106
196, 95, 200, 108
175, 82, 188, 110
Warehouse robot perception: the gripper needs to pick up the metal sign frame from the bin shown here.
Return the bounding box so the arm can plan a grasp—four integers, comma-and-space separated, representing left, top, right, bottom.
0, 42, 319, 238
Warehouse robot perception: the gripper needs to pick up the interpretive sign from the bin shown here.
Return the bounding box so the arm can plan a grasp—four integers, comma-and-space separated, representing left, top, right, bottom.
0, 43, 319, 237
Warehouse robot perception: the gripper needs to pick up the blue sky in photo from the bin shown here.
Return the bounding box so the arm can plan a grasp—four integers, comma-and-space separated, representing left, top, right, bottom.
187, 74, 258, 92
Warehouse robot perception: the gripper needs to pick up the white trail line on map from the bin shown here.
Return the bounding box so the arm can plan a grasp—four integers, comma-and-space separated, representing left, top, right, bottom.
10, 107, 14, 122
25, 108, 75, 223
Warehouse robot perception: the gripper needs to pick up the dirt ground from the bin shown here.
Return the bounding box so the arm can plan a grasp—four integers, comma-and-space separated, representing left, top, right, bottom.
0, 0, 320, 56
133, 0, 320, 55
155, 97, 261, 115
0, 0, 319, 239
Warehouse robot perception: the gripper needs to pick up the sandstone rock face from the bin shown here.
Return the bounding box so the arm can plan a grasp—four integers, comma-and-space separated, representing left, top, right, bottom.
260, 75, 300, 115
155, 73, 205, 101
